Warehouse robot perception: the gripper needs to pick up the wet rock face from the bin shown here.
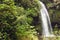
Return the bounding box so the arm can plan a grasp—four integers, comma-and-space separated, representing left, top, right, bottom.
47, 0, 60, 26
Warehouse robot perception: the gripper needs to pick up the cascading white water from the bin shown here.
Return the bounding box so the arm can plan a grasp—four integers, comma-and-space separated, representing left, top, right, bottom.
39, 1, 54, 37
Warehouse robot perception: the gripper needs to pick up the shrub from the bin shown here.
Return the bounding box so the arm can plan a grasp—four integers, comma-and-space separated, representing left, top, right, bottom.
0, 0, 39, 40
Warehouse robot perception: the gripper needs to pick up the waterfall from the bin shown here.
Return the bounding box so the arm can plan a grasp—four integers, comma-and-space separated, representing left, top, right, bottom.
39, 1, 54, 37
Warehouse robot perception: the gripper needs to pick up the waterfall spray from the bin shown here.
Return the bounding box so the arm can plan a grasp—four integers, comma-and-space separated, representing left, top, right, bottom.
39, 1, 54, 37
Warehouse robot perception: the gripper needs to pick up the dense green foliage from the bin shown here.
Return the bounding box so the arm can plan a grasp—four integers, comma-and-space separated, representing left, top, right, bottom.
0, 0, 60, 40
0, 0, 39, 40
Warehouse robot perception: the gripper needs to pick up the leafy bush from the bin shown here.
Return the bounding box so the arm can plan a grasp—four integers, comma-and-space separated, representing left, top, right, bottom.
0, 0, 39, 40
